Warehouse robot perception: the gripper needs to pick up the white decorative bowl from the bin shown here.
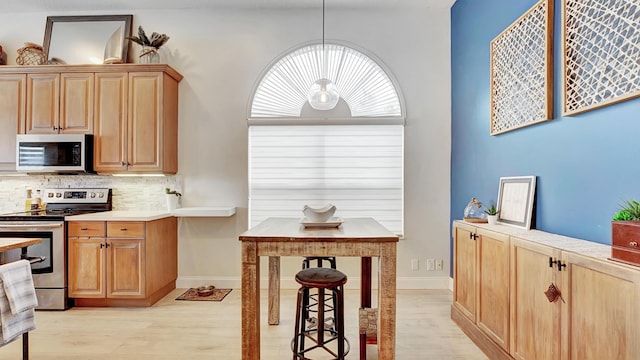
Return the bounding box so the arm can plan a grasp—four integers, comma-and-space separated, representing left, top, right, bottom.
302, 204, 337, 222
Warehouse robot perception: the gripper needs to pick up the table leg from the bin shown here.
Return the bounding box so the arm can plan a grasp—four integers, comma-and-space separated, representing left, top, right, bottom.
241, 242, 260, 360
268, 256, 280, 325
378, 243, 397, 359
360, 257, 372, 360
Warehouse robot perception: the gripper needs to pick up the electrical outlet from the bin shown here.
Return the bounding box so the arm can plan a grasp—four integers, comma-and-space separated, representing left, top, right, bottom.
411, 259, 419, 271
426, 258, 435, 271
435, 259, 443, 270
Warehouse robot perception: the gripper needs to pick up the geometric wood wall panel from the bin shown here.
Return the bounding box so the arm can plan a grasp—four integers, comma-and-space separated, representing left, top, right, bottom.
490, 0, 554, 135
563, 0, 640, 115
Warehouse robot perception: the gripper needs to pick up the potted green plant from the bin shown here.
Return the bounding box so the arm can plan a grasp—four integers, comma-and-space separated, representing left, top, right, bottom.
165, 188, 182, 212
611, 200, 640, 265
484, 203, 500, 225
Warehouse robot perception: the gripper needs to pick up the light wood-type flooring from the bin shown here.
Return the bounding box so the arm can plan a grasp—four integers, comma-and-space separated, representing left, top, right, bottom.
0, 289, 487, 359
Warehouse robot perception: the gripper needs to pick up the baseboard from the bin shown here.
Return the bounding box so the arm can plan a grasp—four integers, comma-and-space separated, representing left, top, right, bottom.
451, 304, 512, 360
177, 275, 451, 290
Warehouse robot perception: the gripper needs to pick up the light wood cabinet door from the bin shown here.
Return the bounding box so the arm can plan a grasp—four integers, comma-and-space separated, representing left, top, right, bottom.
0, 74, 25, 171
476, 228, 510, 351
60, 73, 94, 133
128, 72, 162, 172
94, 72, 128, 172
561, 252, 640, 360
107, 238, 145, 298
510, 237, 561, 360
453, 222, 477, 322
25, 73, 59, 134
68, 237, 106, 298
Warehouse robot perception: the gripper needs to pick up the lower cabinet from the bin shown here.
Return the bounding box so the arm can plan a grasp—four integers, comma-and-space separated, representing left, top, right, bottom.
452, 222, 510, 358
561, 252, 640, 360
510, 237, 561, 360
452, 221, 640, 360
68, 217, 177, 306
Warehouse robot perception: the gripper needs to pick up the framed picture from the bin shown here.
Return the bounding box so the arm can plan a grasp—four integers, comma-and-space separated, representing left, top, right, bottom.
489, 0, 553, 135
497, 176, 537, 229
562, 0, 640, 115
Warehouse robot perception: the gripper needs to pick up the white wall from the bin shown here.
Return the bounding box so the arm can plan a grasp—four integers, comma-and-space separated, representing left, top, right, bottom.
0, 3, 452, 289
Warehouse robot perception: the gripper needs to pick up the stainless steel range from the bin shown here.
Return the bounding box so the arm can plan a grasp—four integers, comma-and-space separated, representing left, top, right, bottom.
0, 188, 112, 310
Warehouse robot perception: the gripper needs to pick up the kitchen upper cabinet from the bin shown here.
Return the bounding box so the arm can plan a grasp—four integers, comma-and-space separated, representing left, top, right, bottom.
0, 64, 182, 173
94, 72, 128, 172
561, 252, 640, 360
94, 70, 179, 174
23, 72, 94, 134
510, 237, 562, 360
0, 74, 25, 171
68, 217, 177, 307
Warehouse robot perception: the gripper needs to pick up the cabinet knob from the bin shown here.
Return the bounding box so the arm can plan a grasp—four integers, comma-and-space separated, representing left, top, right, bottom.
121, 161, 126, 166
549, 257, 557, 268
630, 241, 638, 248
80, 227, 88, 231
99, 243, 104, 248
120, 228, 127, 231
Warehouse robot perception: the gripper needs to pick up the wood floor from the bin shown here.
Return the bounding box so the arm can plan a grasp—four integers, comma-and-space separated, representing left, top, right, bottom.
0, 289, 487, 359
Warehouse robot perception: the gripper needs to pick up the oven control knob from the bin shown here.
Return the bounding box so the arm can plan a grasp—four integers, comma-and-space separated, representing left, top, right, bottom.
48, 192, 54, 198
90, 192, 96, 198
56, 192, 62, 198
98, 192, 104, 198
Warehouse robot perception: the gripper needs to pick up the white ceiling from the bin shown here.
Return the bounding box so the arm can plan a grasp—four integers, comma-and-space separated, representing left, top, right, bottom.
0, 0, 456, 12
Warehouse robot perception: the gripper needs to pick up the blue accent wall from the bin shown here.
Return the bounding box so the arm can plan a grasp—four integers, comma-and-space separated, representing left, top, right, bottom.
451, 0, 640, 246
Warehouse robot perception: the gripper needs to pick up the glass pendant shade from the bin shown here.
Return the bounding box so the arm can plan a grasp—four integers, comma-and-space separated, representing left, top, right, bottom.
308, 78, 339, 110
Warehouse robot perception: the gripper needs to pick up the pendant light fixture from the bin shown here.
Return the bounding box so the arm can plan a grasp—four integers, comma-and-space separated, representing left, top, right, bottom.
308, 0, 340, 110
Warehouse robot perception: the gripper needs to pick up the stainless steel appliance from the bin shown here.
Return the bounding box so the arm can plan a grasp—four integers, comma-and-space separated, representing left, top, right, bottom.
16, 134, 93, 173
0, 188, 112, 310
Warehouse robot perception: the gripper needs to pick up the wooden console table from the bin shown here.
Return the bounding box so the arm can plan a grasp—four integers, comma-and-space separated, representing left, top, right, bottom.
239, 217, 399, 359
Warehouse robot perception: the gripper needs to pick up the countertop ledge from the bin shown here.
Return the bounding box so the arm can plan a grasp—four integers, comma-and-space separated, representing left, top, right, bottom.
65, 211, 173, 222
172, 206, 236, 217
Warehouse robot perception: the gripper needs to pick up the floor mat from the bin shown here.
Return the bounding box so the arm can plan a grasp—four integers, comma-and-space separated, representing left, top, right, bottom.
175, 288, 232, 302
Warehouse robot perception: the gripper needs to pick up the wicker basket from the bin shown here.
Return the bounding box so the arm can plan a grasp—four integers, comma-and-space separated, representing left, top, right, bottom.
16, 43, 46, 65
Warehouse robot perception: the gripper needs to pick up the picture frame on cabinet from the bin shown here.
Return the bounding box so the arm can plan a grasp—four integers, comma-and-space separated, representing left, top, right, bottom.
496, 176, 536, 229
43, 15, 133, 65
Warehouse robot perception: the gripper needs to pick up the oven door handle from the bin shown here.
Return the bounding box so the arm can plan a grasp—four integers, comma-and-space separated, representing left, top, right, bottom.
0, 223, 63, 229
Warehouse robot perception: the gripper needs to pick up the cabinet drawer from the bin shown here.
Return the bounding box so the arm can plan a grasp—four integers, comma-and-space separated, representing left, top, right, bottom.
611, 246, 640, 267
107, 222, 145, 238
68, 221, 105, 237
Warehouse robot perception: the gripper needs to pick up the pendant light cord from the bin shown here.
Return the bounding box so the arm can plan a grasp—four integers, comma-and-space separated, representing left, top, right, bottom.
322, 0, 327, 79
322, 0, 325, 52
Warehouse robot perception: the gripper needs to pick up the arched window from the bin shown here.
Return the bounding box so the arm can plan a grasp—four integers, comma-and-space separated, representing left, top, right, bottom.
248, 42, 405, 234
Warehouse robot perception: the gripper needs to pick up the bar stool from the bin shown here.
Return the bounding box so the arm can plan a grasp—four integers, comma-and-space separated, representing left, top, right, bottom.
301, 257, 337, 332
292, 267, 350, 359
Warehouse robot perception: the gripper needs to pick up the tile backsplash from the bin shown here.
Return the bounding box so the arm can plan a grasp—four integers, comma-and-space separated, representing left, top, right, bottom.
0, 174, 181, 213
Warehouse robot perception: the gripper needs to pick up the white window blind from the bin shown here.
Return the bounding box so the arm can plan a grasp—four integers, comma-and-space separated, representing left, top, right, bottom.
249, 124, 403, 234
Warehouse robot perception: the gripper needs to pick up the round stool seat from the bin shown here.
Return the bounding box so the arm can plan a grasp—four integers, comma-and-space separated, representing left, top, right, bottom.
295, 267, 347, 289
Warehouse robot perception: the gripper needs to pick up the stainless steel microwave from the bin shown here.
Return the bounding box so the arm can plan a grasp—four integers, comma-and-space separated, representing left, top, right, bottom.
16, 134, 93, 173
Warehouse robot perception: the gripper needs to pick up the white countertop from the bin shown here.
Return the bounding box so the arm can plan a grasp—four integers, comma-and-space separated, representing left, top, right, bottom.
65, 211, 173, 222
65, 207, 237, 221
454, 220, 612, 260
172, 206, 236, 217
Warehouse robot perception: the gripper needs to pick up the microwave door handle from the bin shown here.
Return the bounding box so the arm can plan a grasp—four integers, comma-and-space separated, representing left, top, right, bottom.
0, 223, 63, 229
